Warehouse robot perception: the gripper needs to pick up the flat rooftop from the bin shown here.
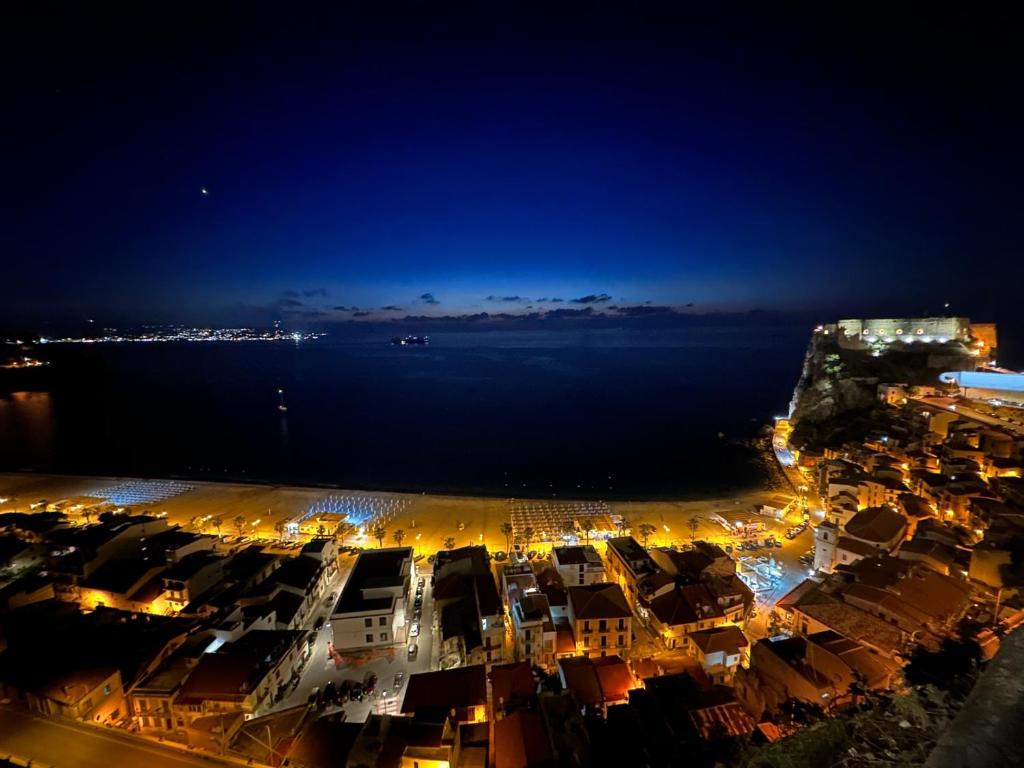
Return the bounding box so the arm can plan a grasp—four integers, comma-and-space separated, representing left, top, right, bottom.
333, 547, 412, 615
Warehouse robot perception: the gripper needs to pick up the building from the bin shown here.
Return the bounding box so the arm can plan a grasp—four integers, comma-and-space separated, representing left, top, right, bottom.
566, 583, 632, 658
331, 547, 413, 651
172, 629, 308, 725
161, 551, 226, 613
557, 655, 635, 716
400, 665, 489, 724
688, 625, 749, 685
77, 557, 169, 614
551, 545, 606, 586
605, 537, 658, 608
433, 546, 504, 668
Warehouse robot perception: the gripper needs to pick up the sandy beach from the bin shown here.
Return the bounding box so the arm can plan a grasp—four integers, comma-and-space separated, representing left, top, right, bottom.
0, 470, 792, 555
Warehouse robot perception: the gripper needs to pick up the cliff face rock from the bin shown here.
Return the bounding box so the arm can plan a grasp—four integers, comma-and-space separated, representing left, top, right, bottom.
789, 331, 877, 426
787, 329, 975, 449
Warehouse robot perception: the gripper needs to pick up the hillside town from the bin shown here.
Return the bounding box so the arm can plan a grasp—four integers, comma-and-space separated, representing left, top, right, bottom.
0, 317, 1022, 767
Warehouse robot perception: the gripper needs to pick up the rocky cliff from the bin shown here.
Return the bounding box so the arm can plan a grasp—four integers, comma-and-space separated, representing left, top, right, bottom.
787, 329, 973, 449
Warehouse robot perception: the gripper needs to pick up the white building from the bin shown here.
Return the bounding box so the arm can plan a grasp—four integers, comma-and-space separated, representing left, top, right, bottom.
330, 547, 413, 650
551, 545, 606, 586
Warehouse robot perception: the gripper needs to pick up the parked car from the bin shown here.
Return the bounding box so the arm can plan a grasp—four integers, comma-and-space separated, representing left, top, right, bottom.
410, 622, 420, 637
350, 682, 363, 701
307, 687, 320, 705
394, 672, 405, 689
363, 673, 378, 695
417, 578, 424, 589
408, 643, 418, 659
314, 615, 325, 631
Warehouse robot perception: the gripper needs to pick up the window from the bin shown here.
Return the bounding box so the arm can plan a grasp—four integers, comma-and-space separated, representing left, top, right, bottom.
379, 616, 387, 626
364, 618, 372, 628
365, 634, 373, 643
617, 619, 625, 630
379, 632, 387, 641
600, 636, 607, 647
584, 620, 590, 631
583, 637, 589, 647
618, 634, 624, 646
599, 619, 607, 632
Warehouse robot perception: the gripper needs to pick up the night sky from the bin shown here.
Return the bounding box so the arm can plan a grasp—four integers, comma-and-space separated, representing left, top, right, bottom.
5, 4, 1023, 330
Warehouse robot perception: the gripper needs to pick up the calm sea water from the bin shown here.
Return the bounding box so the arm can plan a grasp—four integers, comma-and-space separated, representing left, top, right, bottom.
0, 326, 809, 498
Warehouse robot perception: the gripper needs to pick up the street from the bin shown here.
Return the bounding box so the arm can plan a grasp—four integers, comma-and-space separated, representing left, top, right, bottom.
261, 553, 438, 722
0, 705, 235, 768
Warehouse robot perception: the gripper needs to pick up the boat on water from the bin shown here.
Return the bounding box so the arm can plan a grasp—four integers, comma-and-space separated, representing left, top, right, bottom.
391, 335, 429, 346
277, 387, 288, 412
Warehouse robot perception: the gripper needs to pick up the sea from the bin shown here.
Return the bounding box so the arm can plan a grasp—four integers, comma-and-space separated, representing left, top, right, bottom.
0, 325, 811, 499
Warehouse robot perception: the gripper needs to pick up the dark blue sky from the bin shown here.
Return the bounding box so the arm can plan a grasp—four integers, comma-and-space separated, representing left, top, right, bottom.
5, 3, 1022, 329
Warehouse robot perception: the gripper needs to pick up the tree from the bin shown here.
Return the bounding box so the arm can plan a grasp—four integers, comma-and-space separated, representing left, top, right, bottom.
334, 521, 355, 541
616, 517, 630, 537
393, 528, 406, 547
81, 508, 94, 525
273, 520, 287, 540
317, 524, 326, 538
372, 524, 387, 548
500, 521, 514, 553
522, 526, 536, 551
561, 519, 577, 541
688, 516, 700, 541
211, 516, 223, 537
443, 536, 456, 551
637, 522, 657, 548
233, 514, 247, 537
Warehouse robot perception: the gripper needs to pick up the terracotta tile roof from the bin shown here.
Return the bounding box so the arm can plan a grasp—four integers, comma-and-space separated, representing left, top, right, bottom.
567, 583, 630, 620
689, 625, 748, 656
400, 665, 487, 715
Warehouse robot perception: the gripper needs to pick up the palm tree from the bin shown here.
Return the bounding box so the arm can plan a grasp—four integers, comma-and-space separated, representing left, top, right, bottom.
687, 516, 700, 541
232, 514, 246, 537
393, 528, 406, 547
273, 520, 287, 540
637, 522, 656, 549
334, 521, 355, 541
210, 516, 223, 537
561, 519, 577, 541
500, 521, 513, 553
372, 524, 387, 548
443, 536, 456, 551
522, 526, 536, 551
616, 517, 630, 537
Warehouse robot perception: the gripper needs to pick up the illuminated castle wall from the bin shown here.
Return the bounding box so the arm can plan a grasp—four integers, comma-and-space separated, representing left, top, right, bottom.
836, 317, 971, 350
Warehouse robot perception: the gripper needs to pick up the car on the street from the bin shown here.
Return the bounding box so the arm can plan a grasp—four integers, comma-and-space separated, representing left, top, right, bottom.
410, 622, 420, 637
493, 550, 508, 561
363, 673, 378, 695
307, 687, 320, 705
350, 682, 363, 701
417, 578, 424, 589
394, 672, 405, 689
314, 615, 325, 631
408, 643, 418, 658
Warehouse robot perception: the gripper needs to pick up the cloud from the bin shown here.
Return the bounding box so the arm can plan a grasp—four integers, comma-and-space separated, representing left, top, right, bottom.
611, 305, 678, 317
545, 307, 595, 318
419, 293, 439, 305
352, 311, 372, 317
485, 295, 524, 302
380, 305, 404, 311
536, 297, 564, 303
333, 305, 360, 312
277, 298, 304, 308
302, 288, 328, 298
570, 293, 612, 304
